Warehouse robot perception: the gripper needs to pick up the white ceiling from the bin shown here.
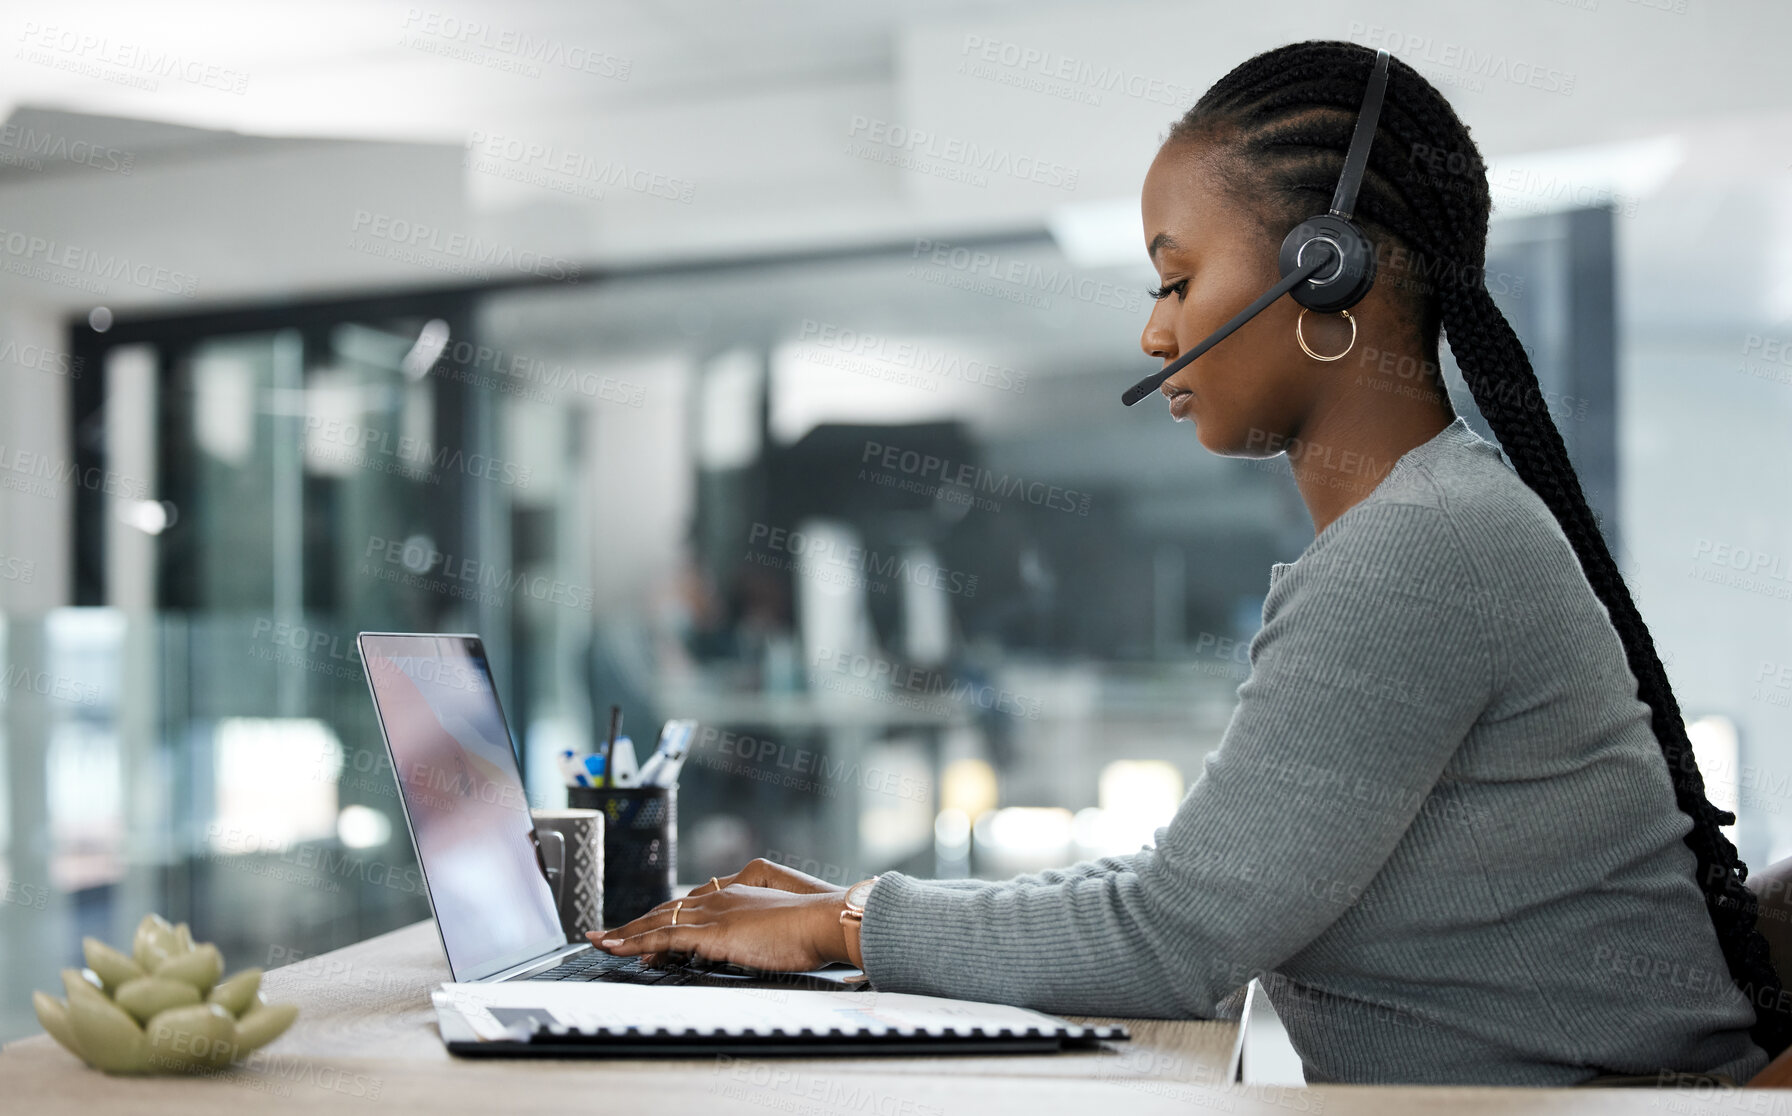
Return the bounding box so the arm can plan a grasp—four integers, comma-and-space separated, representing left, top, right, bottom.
8, 0, 1791, 147
3, 0, 1792, 318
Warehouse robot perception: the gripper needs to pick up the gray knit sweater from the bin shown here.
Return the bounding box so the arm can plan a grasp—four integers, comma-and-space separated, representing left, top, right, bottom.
857, 416, 1768, 1086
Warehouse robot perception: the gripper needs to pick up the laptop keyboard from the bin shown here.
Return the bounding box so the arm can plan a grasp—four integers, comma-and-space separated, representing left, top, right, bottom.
523, 949, 857, 990
527, 951, 709, 986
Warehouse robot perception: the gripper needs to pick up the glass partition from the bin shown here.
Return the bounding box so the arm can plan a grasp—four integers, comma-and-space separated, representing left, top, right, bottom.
21, 202, 1762, 1052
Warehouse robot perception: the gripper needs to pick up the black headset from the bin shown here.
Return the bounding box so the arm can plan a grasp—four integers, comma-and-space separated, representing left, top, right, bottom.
1121, 48, 1392, 407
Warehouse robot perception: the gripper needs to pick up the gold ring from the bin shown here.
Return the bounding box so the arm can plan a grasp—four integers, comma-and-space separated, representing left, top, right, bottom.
1296, 307, 1356, 362
709, 876, 721, 893
670, 900, 683, 927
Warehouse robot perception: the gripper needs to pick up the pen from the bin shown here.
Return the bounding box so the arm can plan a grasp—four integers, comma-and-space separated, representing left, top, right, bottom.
603, 705, 622, 789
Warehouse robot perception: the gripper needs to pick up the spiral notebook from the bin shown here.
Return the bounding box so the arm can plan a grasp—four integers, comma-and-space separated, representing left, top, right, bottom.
432, 981, 1130, 1057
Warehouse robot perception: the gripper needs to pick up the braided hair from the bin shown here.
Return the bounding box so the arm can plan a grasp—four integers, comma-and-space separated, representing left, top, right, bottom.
1165, 39, 1789, 1058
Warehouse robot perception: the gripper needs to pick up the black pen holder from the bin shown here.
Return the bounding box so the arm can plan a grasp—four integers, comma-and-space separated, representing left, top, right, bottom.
568, 784, 676, 929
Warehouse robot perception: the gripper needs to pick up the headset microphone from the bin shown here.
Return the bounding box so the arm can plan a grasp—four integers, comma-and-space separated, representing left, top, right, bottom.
1121, 48, 1392, 408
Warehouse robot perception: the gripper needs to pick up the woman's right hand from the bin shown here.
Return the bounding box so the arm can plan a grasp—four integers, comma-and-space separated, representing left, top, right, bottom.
691, 858, 843, 897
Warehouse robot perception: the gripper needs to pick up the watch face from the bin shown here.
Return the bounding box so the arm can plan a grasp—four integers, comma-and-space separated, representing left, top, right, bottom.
846, 878, 876, 909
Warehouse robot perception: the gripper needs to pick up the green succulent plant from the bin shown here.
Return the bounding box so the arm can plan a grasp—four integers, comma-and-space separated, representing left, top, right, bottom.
32, 913, 298, 1075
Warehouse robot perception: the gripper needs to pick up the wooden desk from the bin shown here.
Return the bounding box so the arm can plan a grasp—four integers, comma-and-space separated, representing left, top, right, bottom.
0, 919, 1738, 1114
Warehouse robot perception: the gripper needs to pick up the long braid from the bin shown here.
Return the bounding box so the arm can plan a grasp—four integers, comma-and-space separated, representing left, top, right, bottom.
1170, 39, 1790, 1058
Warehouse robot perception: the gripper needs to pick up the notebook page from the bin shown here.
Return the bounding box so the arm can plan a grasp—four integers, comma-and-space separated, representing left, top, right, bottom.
434, 981, 1083, 1042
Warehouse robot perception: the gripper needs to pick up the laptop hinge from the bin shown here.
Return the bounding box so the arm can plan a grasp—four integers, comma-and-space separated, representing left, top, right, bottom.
488, 942, 591, 983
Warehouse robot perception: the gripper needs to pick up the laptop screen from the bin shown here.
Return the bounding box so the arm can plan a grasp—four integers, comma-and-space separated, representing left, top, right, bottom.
359, 633, 567, 981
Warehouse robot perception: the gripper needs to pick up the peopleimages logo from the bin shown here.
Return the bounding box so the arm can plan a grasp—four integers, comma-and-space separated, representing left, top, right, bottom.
908, 239, 1146, 315
858, 440, 1091, 518
810, 647, 1043, 720
398, 7, 632, 81
0, 554, 38, 583
0, 226, 199, 298
348, 210, 580, 281
0, 122, 135, 175
15, 22, 251, 95
464, 129, 695, 204
1757, 661, 1792, 711
710, 1056, 944, 1116
0, 444, 147, 501
4, 878, 50, 911
362, 535, 595, 613
1347, 22, 1577, 96
1738, 334, 1792, 388
957, 35, 1198, 108
745, 523, 979, 599
304, 415, 532, 488
796, 318, 1029, 395
690, 725, 934, 804
3, 662, 100, 707
1689, 538, 1792, 602
204, 823, 426, 896
0, 336, 83, 379
845, 115, 1079, 191
248, 618, 367, 681
428, 338, 646, 407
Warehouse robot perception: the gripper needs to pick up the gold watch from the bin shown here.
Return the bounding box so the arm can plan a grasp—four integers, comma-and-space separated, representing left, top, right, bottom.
839, 876, 879, 927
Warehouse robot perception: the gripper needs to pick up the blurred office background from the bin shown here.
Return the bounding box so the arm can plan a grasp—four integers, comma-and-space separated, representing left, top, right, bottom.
3, 0, 1792, 1042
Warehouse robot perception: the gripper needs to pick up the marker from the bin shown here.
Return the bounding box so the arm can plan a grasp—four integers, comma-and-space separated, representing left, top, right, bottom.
556, 748, 588, 789
609, 736, 640, 788
637, 720, 697, 788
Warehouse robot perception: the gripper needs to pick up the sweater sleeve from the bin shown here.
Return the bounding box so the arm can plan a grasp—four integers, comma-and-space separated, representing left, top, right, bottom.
857, 501, 1495, 1017
905, 842, 1158, 890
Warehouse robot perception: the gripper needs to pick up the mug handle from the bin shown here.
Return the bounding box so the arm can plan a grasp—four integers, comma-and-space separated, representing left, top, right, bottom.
535, 828, 567, 907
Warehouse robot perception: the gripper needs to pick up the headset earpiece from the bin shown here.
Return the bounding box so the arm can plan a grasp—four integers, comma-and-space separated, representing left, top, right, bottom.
1279, 215, 1377, 314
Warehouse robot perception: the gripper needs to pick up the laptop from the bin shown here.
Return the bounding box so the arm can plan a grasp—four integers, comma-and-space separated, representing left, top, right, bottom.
357, 632, 860, 991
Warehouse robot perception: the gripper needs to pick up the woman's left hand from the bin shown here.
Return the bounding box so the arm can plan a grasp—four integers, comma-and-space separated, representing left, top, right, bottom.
588, 884, 849, 972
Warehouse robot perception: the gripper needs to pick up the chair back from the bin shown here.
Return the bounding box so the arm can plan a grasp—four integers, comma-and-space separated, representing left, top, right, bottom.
1744, 857, 1792, 1086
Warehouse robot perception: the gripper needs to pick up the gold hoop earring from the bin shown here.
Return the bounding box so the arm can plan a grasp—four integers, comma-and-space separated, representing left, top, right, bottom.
1295, 307, 1356, 362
